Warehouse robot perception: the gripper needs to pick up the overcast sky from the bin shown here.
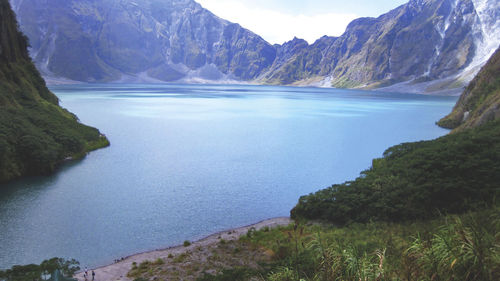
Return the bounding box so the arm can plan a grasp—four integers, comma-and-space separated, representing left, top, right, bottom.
196, 0, 408, 44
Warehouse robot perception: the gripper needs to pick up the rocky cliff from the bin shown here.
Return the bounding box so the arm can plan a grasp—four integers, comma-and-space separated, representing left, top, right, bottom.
438, 46, 500, 130
0, 0, 108, 183
259, 0, 500, 94
9, 0, 275, 83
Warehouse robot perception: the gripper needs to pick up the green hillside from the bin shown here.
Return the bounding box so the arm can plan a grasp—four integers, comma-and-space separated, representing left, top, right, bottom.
438, 46, 500, 131
0, 0, 108, 183
291, 120, 500, 224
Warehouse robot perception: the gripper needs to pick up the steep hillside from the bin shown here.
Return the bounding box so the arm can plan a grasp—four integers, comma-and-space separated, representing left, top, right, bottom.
260, 0, 500, 93
0, 0, 108, 183
438, 46, 500, 130
9, 0, 275, 83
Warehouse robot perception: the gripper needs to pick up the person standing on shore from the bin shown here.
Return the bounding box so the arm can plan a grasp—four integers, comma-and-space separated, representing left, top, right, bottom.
84, 267, 88, 280
92, 270, 95, 281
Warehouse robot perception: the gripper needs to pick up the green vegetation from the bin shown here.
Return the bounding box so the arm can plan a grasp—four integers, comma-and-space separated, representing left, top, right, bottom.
127, 234, 273, 280
0, 0, 108, 183
331, 76, 363, 89
0, 101, 110, 182
154, 258, 164, 265
291, 120, 500, 224
0, 257, 79, 281
129, 260, 156, 278
195, 208, 498, 281
438, 47, 500, 131
197, 267, 260, 281
173, 253, 190, 263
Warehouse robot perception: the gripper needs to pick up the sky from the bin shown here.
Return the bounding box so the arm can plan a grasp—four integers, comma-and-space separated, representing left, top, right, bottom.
196, 0, 408, 44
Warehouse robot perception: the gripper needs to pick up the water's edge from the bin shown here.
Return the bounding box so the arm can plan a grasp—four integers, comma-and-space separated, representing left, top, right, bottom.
73, 217, 291, 280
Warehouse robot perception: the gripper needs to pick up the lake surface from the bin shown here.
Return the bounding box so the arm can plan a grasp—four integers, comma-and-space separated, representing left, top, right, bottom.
0, 84, 457, 269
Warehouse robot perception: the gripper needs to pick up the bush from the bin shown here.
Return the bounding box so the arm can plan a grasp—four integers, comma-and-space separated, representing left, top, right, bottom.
153, 258, 164, 265
292, 120, 500, 225
0, 257, 79, 281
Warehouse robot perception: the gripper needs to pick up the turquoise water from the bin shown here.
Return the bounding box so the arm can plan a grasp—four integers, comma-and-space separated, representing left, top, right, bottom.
0, 84, 457, 269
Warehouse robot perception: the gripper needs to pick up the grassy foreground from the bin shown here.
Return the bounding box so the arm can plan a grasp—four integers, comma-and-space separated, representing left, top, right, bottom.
126, 207, 499, 281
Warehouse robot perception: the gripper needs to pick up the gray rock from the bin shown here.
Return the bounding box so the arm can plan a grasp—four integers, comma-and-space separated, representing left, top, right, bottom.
260, 0, 500, 93
10, 0, 500, 93
10, 0, 275, 82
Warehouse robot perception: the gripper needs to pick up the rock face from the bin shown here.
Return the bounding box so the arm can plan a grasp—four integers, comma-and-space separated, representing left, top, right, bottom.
438, 46, 500, 130
261, 36, 337, 85
9, 0, 500, 93
0, 0, 108, 183
260, 0, 500, 93
9, 0, 275, 83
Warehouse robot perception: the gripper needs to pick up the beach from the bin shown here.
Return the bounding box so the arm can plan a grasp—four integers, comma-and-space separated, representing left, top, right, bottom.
74, 217, 291, 281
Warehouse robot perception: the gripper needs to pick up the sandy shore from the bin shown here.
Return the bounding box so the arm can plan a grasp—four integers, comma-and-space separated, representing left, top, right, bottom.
74, 217, 291, 281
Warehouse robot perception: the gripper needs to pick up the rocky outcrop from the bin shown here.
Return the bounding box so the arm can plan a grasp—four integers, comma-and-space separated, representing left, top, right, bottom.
261, 36, 337, 85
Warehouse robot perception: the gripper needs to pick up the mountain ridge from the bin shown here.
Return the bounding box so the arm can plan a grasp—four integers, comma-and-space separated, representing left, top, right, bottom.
10, 0, 276, 83
9, 0, 500, 94
260, 0, 500, 94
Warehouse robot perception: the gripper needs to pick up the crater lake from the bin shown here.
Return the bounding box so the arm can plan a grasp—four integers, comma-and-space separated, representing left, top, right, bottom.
0, 84, 457, 269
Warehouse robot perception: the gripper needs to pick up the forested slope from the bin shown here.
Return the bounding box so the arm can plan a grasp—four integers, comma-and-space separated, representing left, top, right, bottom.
0, 0, 108, 183
438, 46, 500, 131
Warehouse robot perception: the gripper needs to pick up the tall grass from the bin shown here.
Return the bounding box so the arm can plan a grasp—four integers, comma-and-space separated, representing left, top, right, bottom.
407, 213, 500, 280
238, 207, 500, 281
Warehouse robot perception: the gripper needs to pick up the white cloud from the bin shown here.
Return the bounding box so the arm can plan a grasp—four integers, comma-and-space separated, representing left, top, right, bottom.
196, 0, 358, 44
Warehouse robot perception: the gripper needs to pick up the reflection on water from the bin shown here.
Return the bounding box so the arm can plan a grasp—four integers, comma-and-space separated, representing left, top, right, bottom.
0, 84, 457, 269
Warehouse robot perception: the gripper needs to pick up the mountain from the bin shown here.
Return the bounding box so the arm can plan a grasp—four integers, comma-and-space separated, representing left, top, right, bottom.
260, 0, 500, 94
8, 0, 275, 83
9, 0, 500, 94
0, 0, 108, 183
261, 36, 337, 85
438, 46, 500, 130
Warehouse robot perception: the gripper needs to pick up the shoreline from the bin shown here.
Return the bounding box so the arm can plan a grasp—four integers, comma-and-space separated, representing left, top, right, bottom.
74, 217, 291, 281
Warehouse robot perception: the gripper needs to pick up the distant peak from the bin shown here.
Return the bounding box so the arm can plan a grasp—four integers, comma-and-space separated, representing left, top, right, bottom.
285, 37, 308, 46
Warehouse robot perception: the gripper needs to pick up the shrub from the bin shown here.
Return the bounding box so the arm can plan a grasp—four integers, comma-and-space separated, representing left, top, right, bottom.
153, 258, 164, 265
292, 120, 500, 225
